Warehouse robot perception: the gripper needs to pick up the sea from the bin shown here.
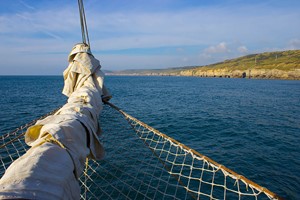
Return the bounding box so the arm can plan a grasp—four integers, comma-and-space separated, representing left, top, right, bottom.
0, 75, 299, 199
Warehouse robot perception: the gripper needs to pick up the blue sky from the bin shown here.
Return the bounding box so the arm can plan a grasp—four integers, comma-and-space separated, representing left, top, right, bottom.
0, 0, 300, 75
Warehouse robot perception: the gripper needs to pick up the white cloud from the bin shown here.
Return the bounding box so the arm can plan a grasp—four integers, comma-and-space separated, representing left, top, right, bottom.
204, 42, 230, 54
287, 39, 300, 50
237, 46, 248, 53
19, 0, 35, 10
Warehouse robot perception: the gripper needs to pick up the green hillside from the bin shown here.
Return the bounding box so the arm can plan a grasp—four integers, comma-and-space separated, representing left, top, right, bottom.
110, 50, 300, 79
197, 50, 300, 71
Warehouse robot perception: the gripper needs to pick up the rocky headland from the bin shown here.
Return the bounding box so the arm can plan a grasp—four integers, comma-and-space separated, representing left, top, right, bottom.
108, 50, 300, 80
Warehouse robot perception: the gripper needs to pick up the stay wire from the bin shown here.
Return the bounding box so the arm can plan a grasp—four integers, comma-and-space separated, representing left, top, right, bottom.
78, 0, 90, 48
78, 0, 85, 44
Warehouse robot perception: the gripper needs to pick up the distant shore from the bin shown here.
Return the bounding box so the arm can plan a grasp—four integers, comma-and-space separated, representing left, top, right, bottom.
107, 68, 300, 80
107, 49, 300, 80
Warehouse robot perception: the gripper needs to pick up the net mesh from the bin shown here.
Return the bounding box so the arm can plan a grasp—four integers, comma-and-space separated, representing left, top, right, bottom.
0, 103, 280, 200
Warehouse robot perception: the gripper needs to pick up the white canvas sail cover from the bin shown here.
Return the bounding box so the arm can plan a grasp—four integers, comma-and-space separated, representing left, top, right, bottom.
0, 43, 110, 199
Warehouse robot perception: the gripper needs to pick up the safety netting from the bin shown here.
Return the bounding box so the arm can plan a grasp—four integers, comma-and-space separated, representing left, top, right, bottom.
0, 103, 281, 200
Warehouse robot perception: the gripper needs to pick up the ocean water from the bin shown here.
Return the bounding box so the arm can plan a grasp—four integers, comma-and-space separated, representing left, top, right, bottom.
0, 76, 299, 199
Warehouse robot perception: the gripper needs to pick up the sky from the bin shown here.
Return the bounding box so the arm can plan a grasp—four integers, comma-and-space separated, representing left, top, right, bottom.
0, 0, 300, 75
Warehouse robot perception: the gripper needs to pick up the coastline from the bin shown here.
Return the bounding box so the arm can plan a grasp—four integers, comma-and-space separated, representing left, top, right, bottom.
106, 68, 300, 80
107, 49, 300, 80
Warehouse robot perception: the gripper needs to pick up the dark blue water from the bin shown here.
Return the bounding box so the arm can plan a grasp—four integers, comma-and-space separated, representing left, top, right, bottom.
0, 76, 299, 199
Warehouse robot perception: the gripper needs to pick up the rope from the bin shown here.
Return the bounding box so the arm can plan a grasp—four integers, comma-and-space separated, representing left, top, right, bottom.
104, 101, 283, 200
0, 107, 60, 149
78, 0, 90, 47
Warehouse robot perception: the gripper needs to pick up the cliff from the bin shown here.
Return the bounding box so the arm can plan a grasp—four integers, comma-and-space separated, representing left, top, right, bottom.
109, 50, 300, 80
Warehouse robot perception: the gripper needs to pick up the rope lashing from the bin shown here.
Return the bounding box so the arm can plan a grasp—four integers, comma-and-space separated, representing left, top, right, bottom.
78, 0, 90, 47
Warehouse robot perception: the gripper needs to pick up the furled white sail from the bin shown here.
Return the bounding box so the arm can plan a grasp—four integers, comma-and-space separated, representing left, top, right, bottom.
0, 43, 110, 200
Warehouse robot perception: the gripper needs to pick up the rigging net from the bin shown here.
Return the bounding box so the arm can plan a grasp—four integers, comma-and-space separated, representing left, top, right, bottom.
0, 103, 281, 200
